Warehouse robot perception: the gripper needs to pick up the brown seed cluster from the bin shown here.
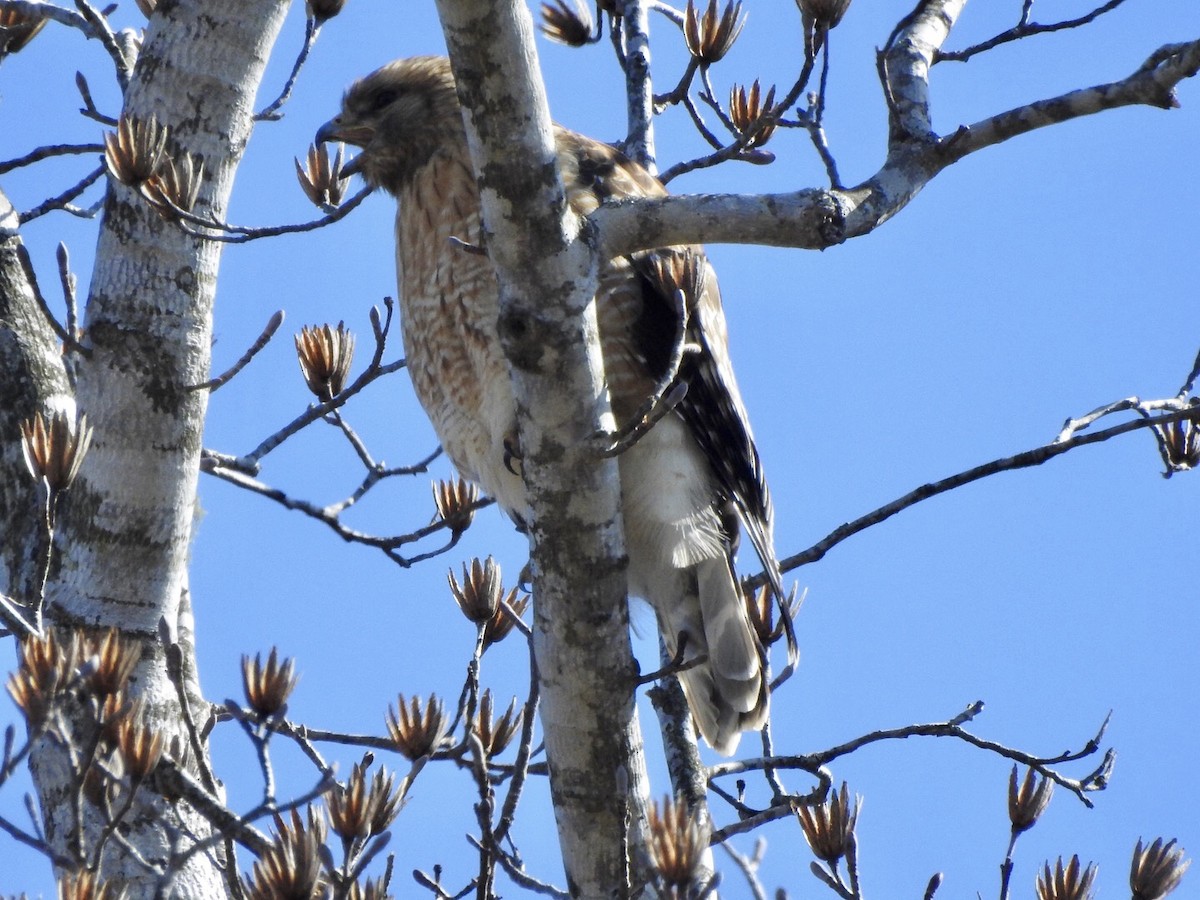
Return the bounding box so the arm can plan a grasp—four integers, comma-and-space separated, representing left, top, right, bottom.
796, 0, 851, 29
20, 410, 93, 494
1008, 765, 1053, 835
1037, 855, 1097, 900
0, 8, 48, 56
1131, 838, 1191, 900
105, 115, 168, 187
295, 322, 356, 400
55, 869, 129, 900
646, 795, 711, 895
7, 628, 145, 729
798, 781, 859, 864
386, 694, 448, 761
7, 630, 82, 725
115, 714, 163, 782
242, 648, 298, 720
295, 142, 350, 209
306, 0, 347, 22
729, 81, 777, 149
139, 153, 204, 222
244, 808, 327, 900
327, 758, 402, 844
471, 689, 522, 758
347, 879, 393, 900
540, 0, 593, 47
432, 477, 480, 536
86, 629, 141, 698
684, 0, 744, 66
1156, 412, 1200, 471
104, 114, 204, 219
448, 557, 529, 648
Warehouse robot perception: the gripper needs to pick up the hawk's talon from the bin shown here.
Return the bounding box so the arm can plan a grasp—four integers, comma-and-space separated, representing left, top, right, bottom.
503, 432, 523, 477
636, 632, 705, 685
598, 380, 689, 458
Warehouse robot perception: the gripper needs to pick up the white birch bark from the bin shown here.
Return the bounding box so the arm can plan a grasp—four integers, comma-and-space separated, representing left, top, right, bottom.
2, 2, 289, 895
433, 0, 655, 895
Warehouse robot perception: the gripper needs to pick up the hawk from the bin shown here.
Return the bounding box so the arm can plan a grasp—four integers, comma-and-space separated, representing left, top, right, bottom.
317, 56, 785, 755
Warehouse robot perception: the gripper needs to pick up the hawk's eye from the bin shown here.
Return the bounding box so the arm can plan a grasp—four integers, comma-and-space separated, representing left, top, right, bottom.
369, 88, 400, 112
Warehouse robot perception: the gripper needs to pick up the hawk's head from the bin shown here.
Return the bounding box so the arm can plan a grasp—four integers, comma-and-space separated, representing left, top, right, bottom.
316, 55, 463, 194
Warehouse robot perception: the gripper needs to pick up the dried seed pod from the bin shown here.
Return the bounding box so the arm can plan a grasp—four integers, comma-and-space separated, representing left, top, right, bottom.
116, 715, 163, 782
1036, 855, 1097, 900
20, 410, 93, 494
1008, 765, 1053, 835
797, 0, 851, 29
1155, 412, 1200, 471
1131, 838, 1191, 900
86, 629, 141, 698
684, 0, 744, 65
432, 478, 479, 536
729, 80, 778, 149
244, 808, 328, 900
135, 0, 157, 17
798, 781, 859, 863
306, 0, 346, 23
0, 8, 48, 56
242, 648, 298, 720
56, 869, 129, 900
104, 114, 168, 187
295, 322, 355, 400
96, 692, 137, 746
346, 880, 393, 900
385, 694, 448, 760
540, 0, 593, 46
448, 557, 504, 625
472, 689, 522, 758
7, 630, 82, 725
328, 758, 402, 842
482, 589, 528, 650
141, 152, 204, 220
295, 142, 350, 209
647, 795, 711, 893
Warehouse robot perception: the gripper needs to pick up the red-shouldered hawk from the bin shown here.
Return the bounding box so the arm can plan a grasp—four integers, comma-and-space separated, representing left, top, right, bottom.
317, 56, 783, 755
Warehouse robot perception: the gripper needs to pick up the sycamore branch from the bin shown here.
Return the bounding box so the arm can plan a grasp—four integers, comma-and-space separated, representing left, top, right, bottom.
591, 0, 1199, 258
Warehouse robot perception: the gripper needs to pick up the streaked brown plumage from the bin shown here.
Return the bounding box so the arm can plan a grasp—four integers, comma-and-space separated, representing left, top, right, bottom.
317, 56, 782, 754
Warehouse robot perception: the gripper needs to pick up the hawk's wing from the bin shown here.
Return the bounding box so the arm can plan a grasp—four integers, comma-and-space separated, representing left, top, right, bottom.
557, 130, 788, 616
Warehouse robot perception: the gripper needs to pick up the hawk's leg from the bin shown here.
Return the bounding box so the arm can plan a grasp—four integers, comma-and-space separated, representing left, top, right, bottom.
596, 286, 698, 458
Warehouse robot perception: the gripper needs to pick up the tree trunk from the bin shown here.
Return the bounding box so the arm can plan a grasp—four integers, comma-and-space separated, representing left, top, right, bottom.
2, 2, 289, 895
434, 0, 654, 894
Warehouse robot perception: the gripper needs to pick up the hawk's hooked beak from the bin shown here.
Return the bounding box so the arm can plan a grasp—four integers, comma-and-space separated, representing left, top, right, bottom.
315, 117, 372, 178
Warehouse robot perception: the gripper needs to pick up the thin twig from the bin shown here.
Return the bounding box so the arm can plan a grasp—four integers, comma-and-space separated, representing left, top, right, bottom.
171, 185, 372, 243
186, 311, 285, 392
0, 142, 104, 176
74, 70, 117, 125
14, 244, 89, 355
936, 0, 1129, 63
766, 405, 1200, 581
19, 164, 105, 226
256, 16, 320, 121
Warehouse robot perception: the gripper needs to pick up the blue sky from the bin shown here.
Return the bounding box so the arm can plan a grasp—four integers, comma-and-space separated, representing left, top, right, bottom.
1, 0, 1197, 896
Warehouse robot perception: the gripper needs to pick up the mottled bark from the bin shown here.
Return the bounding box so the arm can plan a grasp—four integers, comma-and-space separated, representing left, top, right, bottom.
0, 189, 73, 606
10, 1, 289, 896
434, 0, 654, 895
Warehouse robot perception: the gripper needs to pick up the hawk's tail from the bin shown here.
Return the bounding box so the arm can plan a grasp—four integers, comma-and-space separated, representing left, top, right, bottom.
671, 556, 768, 756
